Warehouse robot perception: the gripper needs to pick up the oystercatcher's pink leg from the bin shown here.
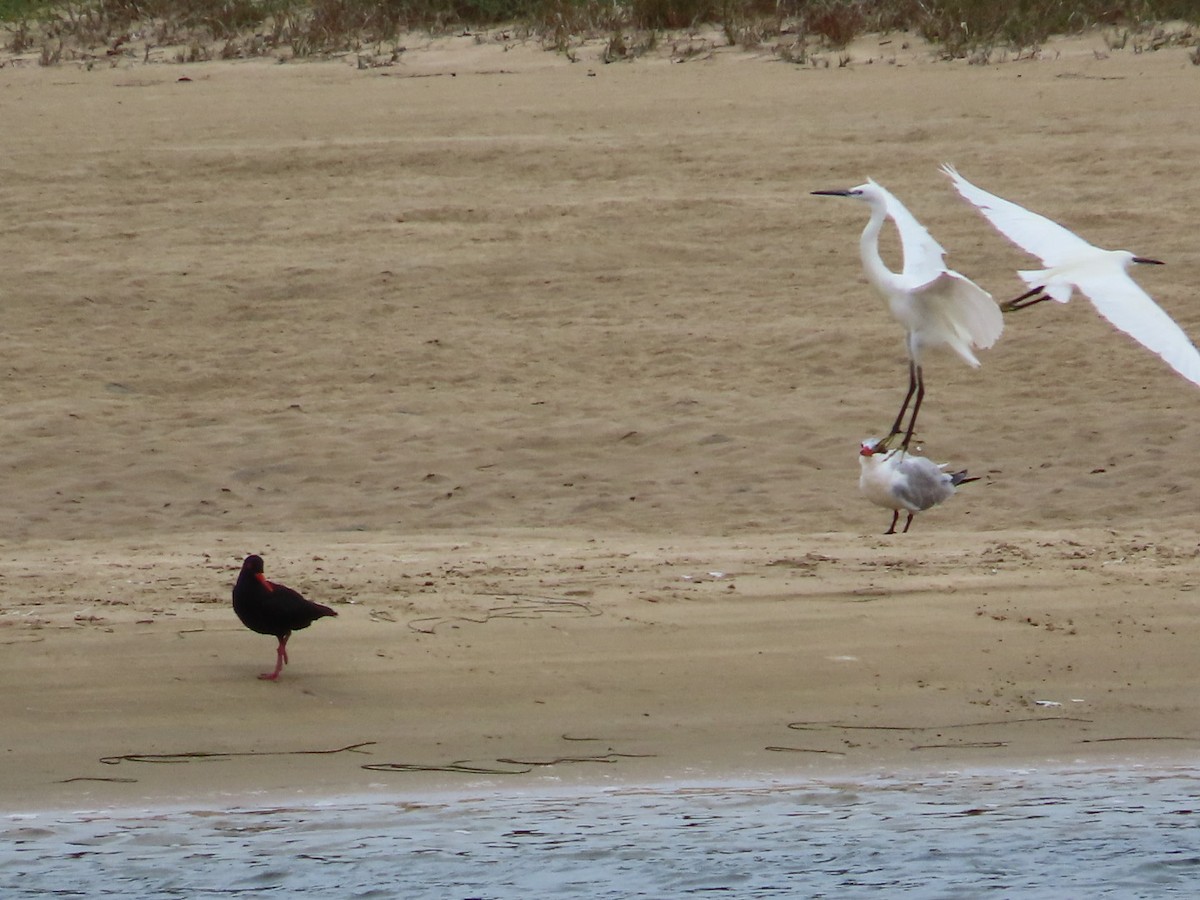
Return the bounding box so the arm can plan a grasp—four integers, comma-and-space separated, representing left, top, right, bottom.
259, 635, 289, 681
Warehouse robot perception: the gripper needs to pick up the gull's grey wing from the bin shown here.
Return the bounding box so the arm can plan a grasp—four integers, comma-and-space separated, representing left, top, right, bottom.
891, 456, 956, 511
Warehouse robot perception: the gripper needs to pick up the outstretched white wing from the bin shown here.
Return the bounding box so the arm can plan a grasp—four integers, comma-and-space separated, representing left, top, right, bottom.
944, 165, 1200, 387
941, 164, 1094, 266
911, 270, 1004, 366
1073, 270, 1200, 387
868, 177, 947, 284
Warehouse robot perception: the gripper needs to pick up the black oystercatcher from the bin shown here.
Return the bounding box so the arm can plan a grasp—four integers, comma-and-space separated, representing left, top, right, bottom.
232, 554, 337, 681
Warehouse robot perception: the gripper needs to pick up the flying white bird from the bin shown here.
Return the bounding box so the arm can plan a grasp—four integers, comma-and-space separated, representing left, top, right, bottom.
813, 180, 1004, 450
942, 164, 1200, 388
858, 438, 978, 534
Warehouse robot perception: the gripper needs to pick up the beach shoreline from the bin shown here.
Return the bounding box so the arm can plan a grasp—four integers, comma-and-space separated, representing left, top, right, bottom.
4, 528, 1199, 813
9, 753, 1200, 823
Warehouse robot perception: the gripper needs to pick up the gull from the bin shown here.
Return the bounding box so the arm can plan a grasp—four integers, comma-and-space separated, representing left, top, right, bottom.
813, 180, 1003, 449
942, 164, 1200, 388
858, 438, 978, 534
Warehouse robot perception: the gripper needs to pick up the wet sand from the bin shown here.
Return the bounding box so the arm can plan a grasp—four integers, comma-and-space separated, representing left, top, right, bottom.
1, 30, 1199, 810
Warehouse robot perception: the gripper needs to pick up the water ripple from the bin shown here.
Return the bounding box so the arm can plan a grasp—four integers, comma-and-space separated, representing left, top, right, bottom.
4, 768, 1200, 898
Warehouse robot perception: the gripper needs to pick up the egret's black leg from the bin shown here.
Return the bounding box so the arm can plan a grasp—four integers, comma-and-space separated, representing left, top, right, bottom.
888, 359, 919, 441
900, 365, 925, 451
1002, 286, 1050, 312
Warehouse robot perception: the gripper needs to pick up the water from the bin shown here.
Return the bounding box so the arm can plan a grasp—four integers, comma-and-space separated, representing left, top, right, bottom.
4, 767, 1200, 898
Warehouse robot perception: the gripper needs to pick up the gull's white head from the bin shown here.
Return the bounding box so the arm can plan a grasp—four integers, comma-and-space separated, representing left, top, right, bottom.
860, 438, 885, 457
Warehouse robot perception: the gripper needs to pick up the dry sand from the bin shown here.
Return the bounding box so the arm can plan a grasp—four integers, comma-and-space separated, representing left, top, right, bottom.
2, 30, 1200, 811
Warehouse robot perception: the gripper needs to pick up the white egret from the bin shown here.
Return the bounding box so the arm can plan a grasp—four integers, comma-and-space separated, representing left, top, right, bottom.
942, 164, 1200, 388
813, 180, 1003, 449
858, 438, 978, 534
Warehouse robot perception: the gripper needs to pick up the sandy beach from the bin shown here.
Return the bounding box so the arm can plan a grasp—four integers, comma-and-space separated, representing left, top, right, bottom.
2, 29, 1199, 811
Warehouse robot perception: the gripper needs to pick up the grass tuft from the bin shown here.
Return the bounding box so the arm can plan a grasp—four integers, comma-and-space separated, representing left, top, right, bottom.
2, 0, 1200, 64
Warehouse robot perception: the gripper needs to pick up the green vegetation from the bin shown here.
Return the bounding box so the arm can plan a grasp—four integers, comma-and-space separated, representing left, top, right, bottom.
2, 0, 1199, 63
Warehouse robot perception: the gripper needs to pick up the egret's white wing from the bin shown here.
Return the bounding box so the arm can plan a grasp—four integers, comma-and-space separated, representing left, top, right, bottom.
1072, 271, 1200, 387
910, 270, 1004, 365
869, 178, 947, 283
941, 164, 1094, 267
